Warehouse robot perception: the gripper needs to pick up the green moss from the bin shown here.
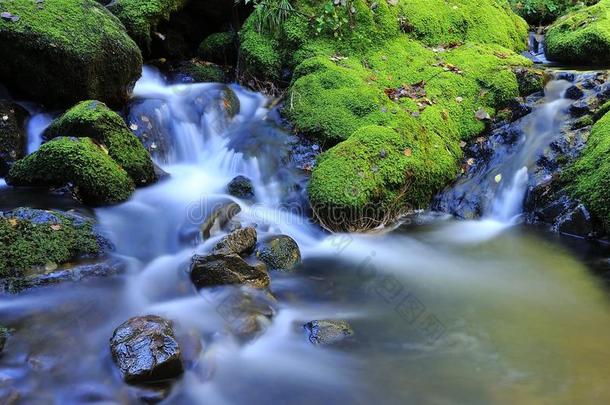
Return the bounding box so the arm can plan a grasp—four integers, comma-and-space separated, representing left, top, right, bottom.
198, 32, 236, 64
564, 111, 610, 231
7, 137, 135, 206
0, 208, 104, 278
0, 0, 142, 107
239, 18, 283, 81
398, 0, 528, 51
108, 0, 188, 51
546, 0, 610, 65
44, 101, 156, 186
177, 59, 227, 83
594, 100, 610, 121
308, 125, 457, 231
509, 0, 599, 25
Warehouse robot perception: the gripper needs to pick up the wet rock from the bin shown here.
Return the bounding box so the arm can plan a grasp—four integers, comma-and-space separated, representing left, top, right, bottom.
565, 85, 584, 100
554, 72, 575, 82
304, 320, 354, 346
256, 235, 301, 272
172, 59, 226, 84
227, 175, 255, 199
555, 204, 594, 238
513, 67, 544, 96
213, 227, 257, 255
190, 253, 269, 289
110, 315, 184, 384
0, 326, 8, 352
130, 383, 172, 404
222, 86, 240, 118
201, 201, 241, 240
570, 98, 596, 117
0, 101, 27, 177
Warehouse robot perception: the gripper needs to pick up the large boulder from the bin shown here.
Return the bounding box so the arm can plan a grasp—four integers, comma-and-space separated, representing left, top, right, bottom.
0, 101, 27, 177
44, 100, 156, 186
546, 0, 610, 65
509, 0, 599, 25
189, 253, 270, 289
213, 227, 257, 256
0, 0, 142, 108
0, 208, 110, 279
110, 315, 184, 383
227, 175, 255, 199
7, 137, 135, 206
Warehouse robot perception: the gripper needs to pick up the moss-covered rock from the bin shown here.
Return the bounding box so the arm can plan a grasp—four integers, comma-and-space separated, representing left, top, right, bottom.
44, 100, 156, 186
0, 0, 142, 108
0, 207, 108, 278
546, 0, 610, 65
7, 137, 135, 206
198, 32, 237, 65
108, 0, 189, 52
509, 0, 599, 25
398, 0, 528, 50
0, 101, 27, 177
239, 0, 531, 231
564, 110, 610, 231
173, 59, 227, 83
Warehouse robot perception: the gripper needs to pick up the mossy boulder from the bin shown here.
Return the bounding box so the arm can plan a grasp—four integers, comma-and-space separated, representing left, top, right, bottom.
198, 32, 237, 65
0, 0, 142, 108
44, 100, 156, 186
7, 137, 135, 206
255, 235, 301, 272
0, 207, 108, 279
546, 0, 610, 65
509, 0, 599, 25
0, 101, 27, 177
108, 0, 189, 52
564, 110, 610, 232
398, 0, 528, 50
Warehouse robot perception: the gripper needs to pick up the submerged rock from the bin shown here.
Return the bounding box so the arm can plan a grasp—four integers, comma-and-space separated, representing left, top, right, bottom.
110, 315, 184, 384
213, 227, 257, 256
44, 100, 157, 186
190, 253, 269, 289
217, 288, 276, 341
227, 175, 255, 199
200, 201, 241, 240
0, 0, 142, 107
0, 101, 27, 177
7, 137, 135, 205
0, 326, 9, 352
256, 235, 301, 272
303, 320, 354, 346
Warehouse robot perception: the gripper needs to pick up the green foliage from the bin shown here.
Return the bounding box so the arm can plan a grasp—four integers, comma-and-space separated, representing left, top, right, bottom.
242, 0, 295, 34
509, 0, 599, 25
198, 32, 237, 64
178, 59, 227, 83
0, 208, 103, 277
44, 101, 156, 186
0, 0, 142, 107
314, 1, 352, 38
545, 0, 610, 65
7, 137, 135, 206
564, 111, 610, 231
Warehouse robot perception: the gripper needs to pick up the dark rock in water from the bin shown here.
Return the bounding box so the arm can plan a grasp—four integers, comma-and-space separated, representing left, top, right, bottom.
216, 288, 276, 341
213, 227, 257, 255
171, 59, 227, 84
130, 382, 173, 404
110, 315, 184, 384
513, 67, 544, 96
570, 98, 597, 118
304, 320, 354, 346
227, 175, 254, 199
222, 86, 240, 118
555, 204, 594, 238
0, 101, 27, 177
555, 72, 575, 82
200, 201, 241, 240
565, 85, 584, 100
190, 253, 269, 289
256, 235, 301, 272
0, 326, 9, 352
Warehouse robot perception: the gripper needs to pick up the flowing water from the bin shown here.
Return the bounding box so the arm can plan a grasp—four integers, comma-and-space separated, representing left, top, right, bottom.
1, 69, 610, 404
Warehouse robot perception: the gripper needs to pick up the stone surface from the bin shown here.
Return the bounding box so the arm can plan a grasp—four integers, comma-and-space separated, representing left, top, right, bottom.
200, 201, 241, 240
110, 315, 184, 384
256, 235, 301, 272
227, 175, 254, 199
303, 320, 354, 346
190, 253, 269, 289
213, 227, 257, 255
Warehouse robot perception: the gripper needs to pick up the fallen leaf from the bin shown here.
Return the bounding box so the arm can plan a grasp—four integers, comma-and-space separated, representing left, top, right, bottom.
495, 174, 502, 183
404, 148, 412, 156
8, 219, 17, 227
50, 224, 61, 231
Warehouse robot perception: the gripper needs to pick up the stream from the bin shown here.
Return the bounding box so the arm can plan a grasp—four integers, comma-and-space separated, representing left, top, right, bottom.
1, 67, 610, 404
